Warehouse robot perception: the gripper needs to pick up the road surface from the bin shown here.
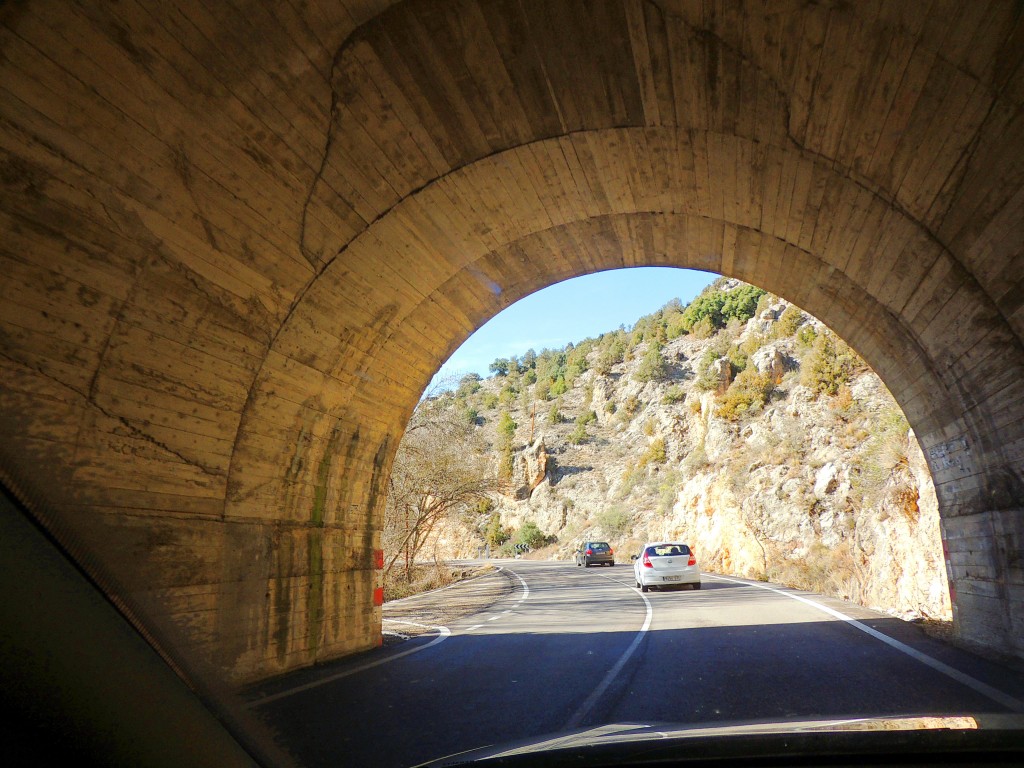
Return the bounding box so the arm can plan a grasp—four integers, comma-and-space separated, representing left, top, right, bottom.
245, 561, 1024, 767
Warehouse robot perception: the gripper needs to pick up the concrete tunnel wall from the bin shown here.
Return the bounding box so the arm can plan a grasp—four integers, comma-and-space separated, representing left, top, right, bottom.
0, 0, 1022, 684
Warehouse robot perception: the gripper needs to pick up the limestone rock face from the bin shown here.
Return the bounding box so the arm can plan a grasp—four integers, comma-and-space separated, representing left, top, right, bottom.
814, 463, 840, 498
512, 438, 549, 500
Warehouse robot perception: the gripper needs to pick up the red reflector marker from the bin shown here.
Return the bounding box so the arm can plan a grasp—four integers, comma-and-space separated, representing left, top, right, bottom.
373, 548, 384, 570
373, 586, 384, 606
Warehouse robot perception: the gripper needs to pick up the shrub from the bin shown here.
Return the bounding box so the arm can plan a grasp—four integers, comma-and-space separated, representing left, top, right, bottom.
638, 437, 667, 468
567, 422, 589, 444
582, 383, 594, 407
513, 521, 551, 549
681, 443, 708, 475
800, 330, 862, 395
727, 345, 748, 374
797, 325, 817, 349
662, 385, 686, 404
577, 410, 597, 427
773, 305, 803, 338
456, 373, 482, 398
755, 291, 776, 318
695, 349, 723, 391
715, 369, 774, 421
547, 403, 563, 424
498, 443, 514, 481
597, 505, 631, 535
481, 392, 499, 409
739, 333, 767, 358
690, 316, 715, 339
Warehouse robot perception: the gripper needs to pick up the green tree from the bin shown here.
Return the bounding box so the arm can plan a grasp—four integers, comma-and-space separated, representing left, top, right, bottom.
484, 511, 510, 548
634, 341, 668, 383
456, 372, 482, 398
800, 330, 862, 395
773, 305, 803, 338
497, 410, 517, 441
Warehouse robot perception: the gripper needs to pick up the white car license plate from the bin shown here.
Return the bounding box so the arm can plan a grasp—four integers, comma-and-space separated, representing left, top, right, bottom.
663, 575, 681, 582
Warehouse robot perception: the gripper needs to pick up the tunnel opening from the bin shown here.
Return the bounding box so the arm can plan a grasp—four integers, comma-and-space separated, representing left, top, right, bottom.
384, 266, 953, 637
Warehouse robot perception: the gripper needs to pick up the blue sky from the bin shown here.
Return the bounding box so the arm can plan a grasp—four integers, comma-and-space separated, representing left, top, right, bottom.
429, 267, 718, 390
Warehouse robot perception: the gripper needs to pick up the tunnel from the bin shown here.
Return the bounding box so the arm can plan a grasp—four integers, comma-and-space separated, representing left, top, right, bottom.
0, 0, 1022, 686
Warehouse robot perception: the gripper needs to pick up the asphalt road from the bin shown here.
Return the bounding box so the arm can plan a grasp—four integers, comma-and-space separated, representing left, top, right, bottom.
245, 561, 1024, 767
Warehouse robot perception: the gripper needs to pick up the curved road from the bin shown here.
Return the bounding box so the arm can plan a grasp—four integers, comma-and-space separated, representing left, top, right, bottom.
246, 561, 1024, 767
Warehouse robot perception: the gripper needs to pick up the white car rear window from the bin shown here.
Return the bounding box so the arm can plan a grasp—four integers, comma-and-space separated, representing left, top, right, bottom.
646, 545, 690, 557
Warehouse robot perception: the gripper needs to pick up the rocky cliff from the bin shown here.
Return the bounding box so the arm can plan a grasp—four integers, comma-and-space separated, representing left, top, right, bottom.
431, 282, 951, 621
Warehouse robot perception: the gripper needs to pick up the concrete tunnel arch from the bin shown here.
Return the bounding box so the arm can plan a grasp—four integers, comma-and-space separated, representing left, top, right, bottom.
0, 0, 1021, 684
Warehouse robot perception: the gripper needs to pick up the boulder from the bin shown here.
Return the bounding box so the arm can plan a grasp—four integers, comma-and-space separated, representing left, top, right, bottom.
752, 345, 790, 383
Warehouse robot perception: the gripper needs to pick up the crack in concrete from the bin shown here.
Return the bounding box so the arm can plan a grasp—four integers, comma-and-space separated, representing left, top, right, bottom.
1, 350, 225, 479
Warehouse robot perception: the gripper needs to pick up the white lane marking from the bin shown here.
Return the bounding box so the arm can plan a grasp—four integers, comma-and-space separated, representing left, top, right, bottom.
506, 566, 530, 603
246, 621, 451, 708
564, 571, 653, 729
487, 615, 501, 621
466, 624, 483, 631
709, 574, 1024, 713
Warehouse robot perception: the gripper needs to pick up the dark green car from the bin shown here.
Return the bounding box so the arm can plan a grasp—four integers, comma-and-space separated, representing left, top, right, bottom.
575, 541, 615, 567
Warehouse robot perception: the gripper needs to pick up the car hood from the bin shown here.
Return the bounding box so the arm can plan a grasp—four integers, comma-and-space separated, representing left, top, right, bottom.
418, 714, 1024, 766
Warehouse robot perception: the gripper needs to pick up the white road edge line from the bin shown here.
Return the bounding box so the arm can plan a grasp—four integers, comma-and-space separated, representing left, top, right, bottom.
564, 571, 653, 729
709, 574, 1024, 713
246, 621, 451, 708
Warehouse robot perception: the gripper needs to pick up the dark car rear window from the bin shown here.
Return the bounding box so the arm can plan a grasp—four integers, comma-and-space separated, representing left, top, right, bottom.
588, 542, 610, 551
646, 544, 690, 557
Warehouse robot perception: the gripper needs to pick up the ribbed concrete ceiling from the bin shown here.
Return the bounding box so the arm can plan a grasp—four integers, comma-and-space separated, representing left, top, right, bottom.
1, 1, 1022, 680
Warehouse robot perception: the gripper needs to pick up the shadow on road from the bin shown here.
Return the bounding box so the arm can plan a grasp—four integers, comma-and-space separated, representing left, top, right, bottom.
248, 613, 1024, 768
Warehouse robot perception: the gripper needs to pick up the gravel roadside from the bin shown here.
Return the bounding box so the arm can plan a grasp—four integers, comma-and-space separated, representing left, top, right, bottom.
382, 564, 515, 643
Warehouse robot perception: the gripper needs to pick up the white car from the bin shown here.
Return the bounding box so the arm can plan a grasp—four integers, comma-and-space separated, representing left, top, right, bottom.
632, 542, 701, 591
